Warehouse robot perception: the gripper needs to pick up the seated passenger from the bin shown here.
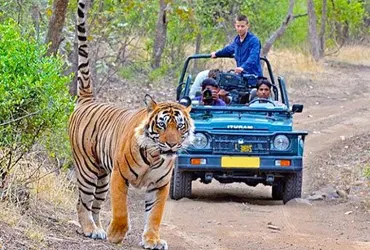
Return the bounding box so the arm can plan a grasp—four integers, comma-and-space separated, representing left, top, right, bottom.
248, 80, 284, 107
189, 69, 220, 98
193, 78, 226, 106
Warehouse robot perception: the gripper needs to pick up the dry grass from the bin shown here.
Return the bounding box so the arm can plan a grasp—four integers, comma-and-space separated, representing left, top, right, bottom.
31, 168, 76, 211
327, 45, 370, 66
0, 153, 76, 232
267, 49, 324, 74
0, 202, 23, 226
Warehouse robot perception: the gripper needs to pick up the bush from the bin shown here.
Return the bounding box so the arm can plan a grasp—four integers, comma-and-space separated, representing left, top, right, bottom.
0, 19, 74, 195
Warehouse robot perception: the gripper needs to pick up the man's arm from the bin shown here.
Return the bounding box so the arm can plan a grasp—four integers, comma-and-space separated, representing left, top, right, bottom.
240, 38, 261, 72
214, 42, 235, 57
189, 70, 209, 98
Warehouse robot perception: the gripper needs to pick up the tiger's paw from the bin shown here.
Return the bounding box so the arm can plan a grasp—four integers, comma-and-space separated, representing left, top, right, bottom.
140, 238, 168, 250
107, 222, 129, 244
79, 221, 106, 240
84, 227, 107, 240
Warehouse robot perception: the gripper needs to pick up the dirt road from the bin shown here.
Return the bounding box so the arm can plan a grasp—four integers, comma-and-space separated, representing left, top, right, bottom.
159, 99, 370, 250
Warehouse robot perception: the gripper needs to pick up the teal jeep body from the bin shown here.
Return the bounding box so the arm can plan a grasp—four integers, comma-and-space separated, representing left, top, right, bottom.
170, 54, 308, 204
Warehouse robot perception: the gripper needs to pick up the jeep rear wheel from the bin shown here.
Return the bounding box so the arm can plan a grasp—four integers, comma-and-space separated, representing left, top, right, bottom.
282, 172, 302, 204
170, 163, 192, 200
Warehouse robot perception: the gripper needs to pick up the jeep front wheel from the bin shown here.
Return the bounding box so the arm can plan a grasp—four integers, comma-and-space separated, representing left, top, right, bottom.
282, 172, 302, 204
170, 163, 192, 200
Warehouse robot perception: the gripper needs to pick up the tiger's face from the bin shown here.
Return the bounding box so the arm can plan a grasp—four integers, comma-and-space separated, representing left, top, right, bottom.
136, 95, 194, 156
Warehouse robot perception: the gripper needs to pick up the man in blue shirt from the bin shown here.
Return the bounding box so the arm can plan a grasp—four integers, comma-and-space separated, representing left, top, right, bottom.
211, 14, 263, 77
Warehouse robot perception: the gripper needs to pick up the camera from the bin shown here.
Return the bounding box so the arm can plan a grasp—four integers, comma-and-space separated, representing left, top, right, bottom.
202, 89, 213, 105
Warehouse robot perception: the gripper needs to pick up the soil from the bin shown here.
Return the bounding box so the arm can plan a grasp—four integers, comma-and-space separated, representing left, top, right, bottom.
1, 61, 370, 250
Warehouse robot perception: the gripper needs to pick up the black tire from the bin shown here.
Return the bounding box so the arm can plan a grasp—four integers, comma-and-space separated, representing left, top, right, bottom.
282, 172, 302, 204
272, 181, 284, 200
169, 162, 192, 200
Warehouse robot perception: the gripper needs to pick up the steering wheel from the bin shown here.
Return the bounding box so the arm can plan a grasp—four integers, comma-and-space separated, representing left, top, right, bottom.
248, 98, 276, 106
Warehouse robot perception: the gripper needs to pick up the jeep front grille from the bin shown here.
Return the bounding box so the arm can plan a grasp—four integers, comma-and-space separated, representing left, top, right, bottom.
213, 135, 270, 154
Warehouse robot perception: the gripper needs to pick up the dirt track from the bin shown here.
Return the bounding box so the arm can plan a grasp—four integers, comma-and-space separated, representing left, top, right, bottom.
1, 62, 370, 250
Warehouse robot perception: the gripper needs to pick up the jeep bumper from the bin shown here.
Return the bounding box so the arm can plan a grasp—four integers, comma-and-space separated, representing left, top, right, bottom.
177, 154, 303, 172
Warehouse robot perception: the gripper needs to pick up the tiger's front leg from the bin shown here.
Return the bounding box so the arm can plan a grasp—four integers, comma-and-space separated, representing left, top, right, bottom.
140, 183, 170, 250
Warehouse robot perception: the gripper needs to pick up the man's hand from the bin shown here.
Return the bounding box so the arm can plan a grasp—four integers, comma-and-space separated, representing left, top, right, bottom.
218, 89, 230, 104
211, 52, 217, 58
211, 90, 219, 100
234, 67, 244, 74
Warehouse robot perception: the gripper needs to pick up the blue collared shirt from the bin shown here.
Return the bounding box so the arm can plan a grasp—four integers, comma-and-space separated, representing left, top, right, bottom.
215, 32, 263, 77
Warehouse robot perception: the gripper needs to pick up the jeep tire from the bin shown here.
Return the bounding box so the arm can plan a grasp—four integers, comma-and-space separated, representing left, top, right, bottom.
170, 162, 192, 200
282, 172, 302, 204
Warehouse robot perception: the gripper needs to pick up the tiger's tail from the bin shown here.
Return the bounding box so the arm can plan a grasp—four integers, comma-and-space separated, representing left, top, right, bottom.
76, 0, 94, 104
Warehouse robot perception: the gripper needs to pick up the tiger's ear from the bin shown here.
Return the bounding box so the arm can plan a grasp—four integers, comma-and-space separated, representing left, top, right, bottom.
144, 94, 157, 113
185, 105, 192, 113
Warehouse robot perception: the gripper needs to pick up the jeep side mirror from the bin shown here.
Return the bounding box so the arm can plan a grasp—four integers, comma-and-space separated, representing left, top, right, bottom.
178, 96, 192, 107
291, 104, 304, 113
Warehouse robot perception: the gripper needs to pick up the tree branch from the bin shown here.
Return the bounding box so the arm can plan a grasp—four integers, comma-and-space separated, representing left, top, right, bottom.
0, 110, 41, 126
262, 0, 296, 57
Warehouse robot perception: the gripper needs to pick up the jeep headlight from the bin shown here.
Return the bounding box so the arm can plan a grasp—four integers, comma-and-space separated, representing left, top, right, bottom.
273, 135, 290, 150
193, 133, 209, 149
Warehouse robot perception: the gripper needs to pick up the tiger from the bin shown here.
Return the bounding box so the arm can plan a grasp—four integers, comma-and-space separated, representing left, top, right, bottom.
68, 1, 194, 249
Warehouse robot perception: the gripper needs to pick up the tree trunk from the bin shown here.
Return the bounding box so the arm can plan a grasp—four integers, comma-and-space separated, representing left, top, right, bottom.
31, 3, 40, 42
262, 0, 296, 57
45, 0, 69, 56
152, 0, 168, 69
193, 33, 202, 72
318, 0, 327, 57
307, 0, 320, 61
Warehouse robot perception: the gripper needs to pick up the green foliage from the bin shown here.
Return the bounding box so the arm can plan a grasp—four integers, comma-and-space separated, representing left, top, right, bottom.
0, 19, 74, 165
119, 65, 136, 80
364, 164, 370, 179
148, 64, 170, 81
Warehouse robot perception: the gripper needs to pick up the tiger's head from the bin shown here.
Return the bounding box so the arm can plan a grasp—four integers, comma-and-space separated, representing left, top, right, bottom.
135, 95, 194, 157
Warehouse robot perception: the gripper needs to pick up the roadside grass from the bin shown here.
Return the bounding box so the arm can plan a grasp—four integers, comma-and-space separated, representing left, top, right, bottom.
0, 153, 76, 240
268, 49, 324, 74
326, 45, 370, 67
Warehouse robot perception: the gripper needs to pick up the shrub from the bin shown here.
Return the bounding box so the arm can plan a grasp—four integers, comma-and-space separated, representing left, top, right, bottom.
0, 19, 74, 198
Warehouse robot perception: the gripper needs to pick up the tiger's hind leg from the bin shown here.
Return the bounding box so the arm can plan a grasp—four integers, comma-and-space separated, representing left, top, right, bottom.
107, 166, 130, 244
75, 162, 105, 239
91, 172, 110, 239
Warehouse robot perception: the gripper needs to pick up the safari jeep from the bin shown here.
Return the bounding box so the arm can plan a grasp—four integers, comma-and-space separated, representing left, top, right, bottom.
170, 54, 308, 204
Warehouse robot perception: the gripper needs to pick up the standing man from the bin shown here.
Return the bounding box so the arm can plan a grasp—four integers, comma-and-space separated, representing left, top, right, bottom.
211, 15, 263, 77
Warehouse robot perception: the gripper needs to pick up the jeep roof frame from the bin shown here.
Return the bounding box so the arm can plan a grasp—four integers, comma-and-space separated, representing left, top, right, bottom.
177, 54, 290, 109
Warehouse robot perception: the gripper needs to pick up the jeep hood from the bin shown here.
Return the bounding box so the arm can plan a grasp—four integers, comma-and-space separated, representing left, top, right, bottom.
192, 113, 292, 132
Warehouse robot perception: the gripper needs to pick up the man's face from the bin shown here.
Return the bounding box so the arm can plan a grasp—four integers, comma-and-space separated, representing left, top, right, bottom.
234, 20, 249, 37
257, 84, 271, 99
